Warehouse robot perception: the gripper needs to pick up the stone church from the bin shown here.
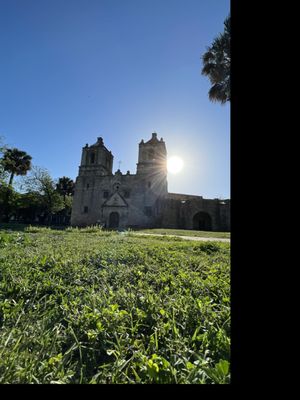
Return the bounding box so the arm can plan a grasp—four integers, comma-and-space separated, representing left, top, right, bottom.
71, 133, 230, 231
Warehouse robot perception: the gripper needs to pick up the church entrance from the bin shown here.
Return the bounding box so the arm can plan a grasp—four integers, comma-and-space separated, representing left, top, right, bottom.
193, 212, 212, 231
109, 212, 119, 228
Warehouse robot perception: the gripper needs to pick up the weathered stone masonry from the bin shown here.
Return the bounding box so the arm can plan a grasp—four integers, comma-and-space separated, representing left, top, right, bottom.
71, 133, 230, 231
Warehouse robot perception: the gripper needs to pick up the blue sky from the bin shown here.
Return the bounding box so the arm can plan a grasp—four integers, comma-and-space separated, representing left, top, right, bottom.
0, 0, 230, 199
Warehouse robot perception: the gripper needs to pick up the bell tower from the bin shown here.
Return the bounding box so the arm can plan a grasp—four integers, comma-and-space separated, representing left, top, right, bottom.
136, 132, 168, 195
71, 136, 114, 227
137, 133, 167, 174
79, 137, 113, 177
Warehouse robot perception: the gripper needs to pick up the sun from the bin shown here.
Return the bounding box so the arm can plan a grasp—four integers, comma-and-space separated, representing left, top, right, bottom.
167, 156, 184, 174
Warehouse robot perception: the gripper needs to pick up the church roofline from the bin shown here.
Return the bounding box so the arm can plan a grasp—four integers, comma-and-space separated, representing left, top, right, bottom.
140, 132, 165, 145
167, 193, 230, 202
102, 191, 129, 207
167, 193, 203, 200
84, 137, 112, 154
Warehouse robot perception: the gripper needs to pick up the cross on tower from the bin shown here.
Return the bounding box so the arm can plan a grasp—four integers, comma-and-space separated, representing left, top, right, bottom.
118, 160, 122, 169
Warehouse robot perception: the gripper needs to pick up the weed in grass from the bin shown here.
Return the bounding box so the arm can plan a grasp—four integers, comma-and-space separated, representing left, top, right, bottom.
0, 229, 230, 384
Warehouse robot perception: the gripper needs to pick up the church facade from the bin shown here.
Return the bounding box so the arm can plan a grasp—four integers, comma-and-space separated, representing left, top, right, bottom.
70, 133, 230, 231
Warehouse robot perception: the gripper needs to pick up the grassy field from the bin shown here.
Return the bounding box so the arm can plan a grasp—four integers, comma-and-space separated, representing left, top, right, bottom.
0, 226, 230, 384
135, 228, 230, 239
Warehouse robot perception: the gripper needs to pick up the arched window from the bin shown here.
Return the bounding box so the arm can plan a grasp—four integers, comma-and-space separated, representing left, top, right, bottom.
148, 149, 155, 160
90, 153, 95, 164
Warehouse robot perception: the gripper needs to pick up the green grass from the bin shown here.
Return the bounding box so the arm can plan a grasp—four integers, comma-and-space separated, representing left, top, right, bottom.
0, 228, 230, 384
135, 228, 230, 239
0, 223, 230, 239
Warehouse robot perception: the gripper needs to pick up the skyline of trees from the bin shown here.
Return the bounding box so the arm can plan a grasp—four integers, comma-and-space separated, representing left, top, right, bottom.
0, 140, 74, 224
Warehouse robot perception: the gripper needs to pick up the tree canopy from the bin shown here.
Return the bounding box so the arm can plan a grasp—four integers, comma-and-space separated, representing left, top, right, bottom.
1, 147, 32, 186
56, 176, 75, 202
201, 16, 230, 104
24, 167, 65, 216
0, 142, 73, 225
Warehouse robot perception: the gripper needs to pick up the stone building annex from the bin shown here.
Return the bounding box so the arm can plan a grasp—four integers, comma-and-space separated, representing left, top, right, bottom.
71, 133, 230, 231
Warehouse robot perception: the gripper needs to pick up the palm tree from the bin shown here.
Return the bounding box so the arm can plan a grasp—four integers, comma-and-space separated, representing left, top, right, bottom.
56, 176, 75, 203
0, 148, 32, 221
2, 148, 32, 186
202, 16, 230, 104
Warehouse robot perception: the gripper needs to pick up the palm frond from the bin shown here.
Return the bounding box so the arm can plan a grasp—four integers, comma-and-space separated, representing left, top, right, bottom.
201, 15, 230, 104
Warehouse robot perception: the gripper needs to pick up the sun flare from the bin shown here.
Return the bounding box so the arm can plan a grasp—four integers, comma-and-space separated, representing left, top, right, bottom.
167, 156, 184, 174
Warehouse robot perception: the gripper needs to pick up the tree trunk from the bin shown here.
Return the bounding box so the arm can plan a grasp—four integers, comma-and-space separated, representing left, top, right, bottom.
9, 172, 14, 186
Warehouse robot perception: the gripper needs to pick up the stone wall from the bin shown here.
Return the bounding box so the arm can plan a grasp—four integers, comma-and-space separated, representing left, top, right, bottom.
71, 135, 230, 231
160, 194, 230, 231
71, 172, 168, 228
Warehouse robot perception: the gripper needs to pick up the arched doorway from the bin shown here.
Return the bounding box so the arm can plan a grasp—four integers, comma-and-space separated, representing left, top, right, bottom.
109, 212, 119, 228
193, 212, 212, 231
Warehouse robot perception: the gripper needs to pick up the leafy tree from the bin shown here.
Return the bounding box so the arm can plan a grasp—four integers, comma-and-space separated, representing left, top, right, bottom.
0, 182, 20, 221
1, 148, 32, 186
201, 15, 230, 104
0, 146, 32, 221
14, 191, 45, 223
0, 136, 6, 155
0, 136, 9, 184
24, 167, 64, 223
56, 176, 75, 203
54, 177, 74, 225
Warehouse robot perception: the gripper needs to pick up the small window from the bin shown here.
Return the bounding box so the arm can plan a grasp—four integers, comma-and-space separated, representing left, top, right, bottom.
113, 182, 121, 191
103, 191, 109, 198
86, 183, 90, 189
148, 182, 151, 188
124, 190, 130, 198
148, 149, 155, 160
84, 206, 88, 213
144, 206, 152, 216
90, 153, 95, 164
